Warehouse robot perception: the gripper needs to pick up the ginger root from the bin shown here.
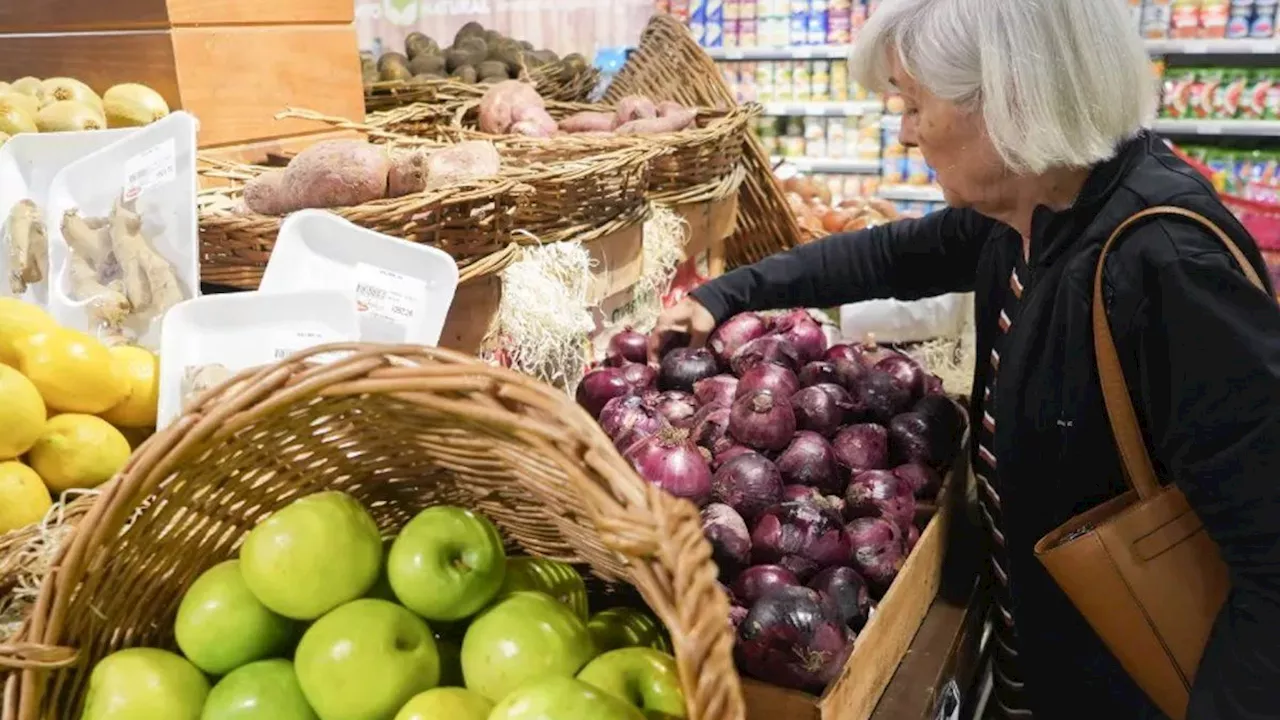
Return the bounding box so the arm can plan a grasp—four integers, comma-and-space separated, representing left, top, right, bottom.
108, 197, 184, 317
6, 200, 47, 295
182, 363, 233, 411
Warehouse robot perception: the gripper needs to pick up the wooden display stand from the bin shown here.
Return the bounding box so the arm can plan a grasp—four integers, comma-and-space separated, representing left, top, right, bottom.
677, 194, 739, 278
0, 1, 364, 160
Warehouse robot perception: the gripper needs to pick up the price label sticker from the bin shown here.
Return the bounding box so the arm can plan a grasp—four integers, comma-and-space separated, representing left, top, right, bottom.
353, 263, 427, 343
123, 139, 177, 202
272, 329, 342, 361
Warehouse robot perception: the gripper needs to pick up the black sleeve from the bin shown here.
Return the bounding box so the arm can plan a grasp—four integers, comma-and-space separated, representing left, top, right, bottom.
689, 208, 994, 322
1124, 233, 1280, 719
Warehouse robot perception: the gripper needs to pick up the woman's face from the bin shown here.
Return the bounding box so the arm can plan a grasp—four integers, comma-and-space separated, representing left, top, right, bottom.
890, 55, 1008, 209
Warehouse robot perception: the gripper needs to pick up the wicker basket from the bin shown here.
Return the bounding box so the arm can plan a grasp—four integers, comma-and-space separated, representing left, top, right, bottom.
606, 14, 804, 266
364, 61, 598, 114
0, 344, 743, 720
196, 158, 527, 290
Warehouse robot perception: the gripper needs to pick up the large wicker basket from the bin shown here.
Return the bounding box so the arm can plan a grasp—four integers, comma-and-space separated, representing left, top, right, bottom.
606, 14, 804, 266
363, 62, 599, 113
0, 344, 743, 720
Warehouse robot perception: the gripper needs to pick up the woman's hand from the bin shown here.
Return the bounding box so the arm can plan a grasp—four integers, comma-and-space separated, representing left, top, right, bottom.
648, 297, 716, 360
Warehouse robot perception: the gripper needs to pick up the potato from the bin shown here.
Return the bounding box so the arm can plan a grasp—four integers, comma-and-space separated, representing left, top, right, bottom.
405, 32, 438, 59
616, 95, 657, 123
478, 80, 545, 134
377, 52, 409, 72
446, 46, 485, 72
282, 140, 390, 209
477, 61, 510, 81
388, 150, 429, 197
454, 21, 486, 45
451, 65, 479, 83
425, 141, 501, 189
410, 53, 446, 76
558, 111, 618, 133
243, 170, 296, 215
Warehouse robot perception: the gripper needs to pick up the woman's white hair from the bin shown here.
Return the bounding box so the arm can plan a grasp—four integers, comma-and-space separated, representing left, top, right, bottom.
850, 0, 1157, 174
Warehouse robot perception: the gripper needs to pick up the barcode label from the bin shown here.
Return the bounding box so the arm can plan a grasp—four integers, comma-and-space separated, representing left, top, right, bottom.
353, 263, 427, 343
123, 139, 177, 202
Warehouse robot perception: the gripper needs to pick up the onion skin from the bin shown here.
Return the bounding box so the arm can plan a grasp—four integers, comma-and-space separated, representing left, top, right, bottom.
652, 390, 700, 428
730, 604, 750, 629
693, 375, 738, 406
736, 585, 854, 692
618, 362, 658, 390
624, 426, 713, 507
923, 374, 945, 396
751, 501, 853, 571
798, 361, 840, 387
713, 444, 758, 469
832, 424, 891, 474
708, 312, 770, 367
729, 390, 798, 452
874, 354, 926, 404
712, 452, 784, 523
809, 566, 872, 631
774, 310, 828, 365
737, 363, 802, 401
730, 336, 802, 376
790, 386, 848, 437
823, 344, 858, 365
832, 357, 867, 395
892, 462, 943, 499
576, 367, 633, 419
606, 327, 649, 366
689, 403, 734, 455
775, 431, 845, 494
844, 469, 917, 529
846, 516, 906, 595
702, 502, 753, 574
851, 333, 900, 369
732, 564, 801, 607
658, 347, 720, 393
852, 370, 912, 424
599, 394, 667, 452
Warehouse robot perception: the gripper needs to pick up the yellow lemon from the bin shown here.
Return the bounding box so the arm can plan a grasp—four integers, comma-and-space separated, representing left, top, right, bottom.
0, 298, 57, 367
99, 346, 159, 428
27, 414, 131, 493
13, 328, 129, 413
0, 364, 46, 459
0, 461, 52, 533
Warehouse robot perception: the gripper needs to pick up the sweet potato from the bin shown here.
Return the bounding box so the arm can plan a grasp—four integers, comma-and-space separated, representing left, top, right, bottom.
388, 150, 430, 197
616, 95, 657, 123
478, 80, 545, 134
558, 111, 619, 133
425, 140, 501, 189
282, 140, 390, 209
615, 108, 697, 135
511, 106, 558, 137
243, 169, 296, 215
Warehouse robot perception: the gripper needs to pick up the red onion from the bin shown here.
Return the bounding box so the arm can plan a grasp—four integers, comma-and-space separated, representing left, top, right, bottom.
711, 453, 783, 522
851, 333, 901, 369
736, 363, 801, 401
689, 404, 733, 455
809, 566, 872, 631
782, 484, 822, 503
729, 336, 801, 376
905, 524, 921, 553
846, 516, 906, 594
693, 375, 738, 406
731, 564, 800, 607
708, 312, 770, 367
599, 395, 667, 452
576, 368, 633, 419
874, 355, 926, 403
624, 426, 713, 506
778, 555, 820, 582
652, 390, 700, 427
823, 344, 858, 365
730, 604, 749, 629
832, 424, 890, 474
618, 362, 658, 390
798, 361, 839, 387
735, 585, 854, 692
751, 501, 852, 571
702, 503, 752, 572
773, 310, 828, 365
658, 347, 719, 392
923, 374, 945, 396
912, 395, 966, 463
832, 358, 867, 394
844, 470, 916, 529
852, 370, 912, 424
729, 391, 797, 452
892, 462, 943, 499
775, 431, 844, 494
790, 387, 848, 437
606, 327, 649, 366
713, 444, 757, 469
814, 382, 854, 406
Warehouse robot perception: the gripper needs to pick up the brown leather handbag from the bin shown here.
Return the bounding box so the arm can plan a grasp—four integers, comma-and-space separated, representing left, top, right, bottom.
1034, 206, 1271, 720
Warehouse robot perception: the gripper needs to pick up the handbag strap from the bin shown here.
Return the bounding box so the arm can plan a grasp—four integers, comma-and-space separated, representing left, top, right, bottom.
1093, 206, 1268, 500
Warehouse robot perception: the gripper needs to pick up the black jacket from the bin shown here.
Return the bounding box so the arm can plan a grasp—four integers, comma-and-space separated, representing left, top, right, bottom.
692, 132, 1280, 719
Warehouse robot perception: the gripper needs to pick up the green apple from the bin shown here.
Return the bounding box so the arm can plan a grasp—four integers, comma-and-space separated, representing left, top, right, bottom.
577, 648, 686, 718
461, 591, 597, 703
240, 491, 382, 620
388, 506, 506, 621
175, 560, 297, 675
435, 635, 464, 687
496, 556, 589, 620
587, 608, 672, 654
488, 677, 645, 720
201, 659, 317, 720
82, 648, 209, 720
295, 599, 440, 720
393, 687, 492, 720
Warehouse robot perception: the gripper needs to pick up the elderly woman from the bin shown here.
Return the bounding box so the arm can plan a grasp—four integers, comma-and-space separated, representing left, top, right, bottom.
652, 0, 1280, 717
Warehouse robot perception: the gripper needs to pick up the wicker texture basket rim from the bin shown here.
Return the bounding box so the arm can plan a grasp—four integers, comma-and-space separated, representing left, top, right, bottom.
1, 344, 743, 720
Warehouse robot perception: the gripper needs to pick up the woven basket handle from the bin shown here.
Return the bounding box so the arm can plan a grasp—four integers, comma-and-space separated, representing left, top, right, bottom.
1093, 206, 1269, 500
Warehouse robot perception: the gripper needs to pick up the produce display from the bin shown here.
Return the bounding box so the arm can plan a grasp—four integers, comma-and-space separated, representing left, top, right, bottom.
779, 176, 900, 241
0, 298, 156, 533
578, 311, 966, 693
362, 22, 590, 89
84, 491, 685, 720
476, 81, 699, 138
0, 77, 169, 146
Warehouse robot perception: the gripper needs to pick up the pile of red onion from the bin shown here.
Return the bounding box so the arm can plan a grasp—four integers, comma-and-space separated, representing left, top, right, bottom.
579, 312, 967, 694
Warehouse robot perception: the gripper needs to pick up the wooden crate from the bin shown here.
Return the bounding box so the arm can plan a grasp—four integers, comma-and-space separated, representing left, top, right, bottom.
676, 194, 738, 279
0, 26, 364, 148
0, 0, 351, 32
741, 439, 973, 720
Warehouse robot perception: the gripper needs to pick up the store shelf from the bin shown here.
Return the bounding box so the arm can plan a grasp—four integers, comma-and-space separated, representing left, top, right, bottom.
707, 45, 850, 60
761, 101, 883, 116
1152, 119, 1280, 136
771, 156, 881, 174
1145, 38, 1280, 54
880, 185, 945, 202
